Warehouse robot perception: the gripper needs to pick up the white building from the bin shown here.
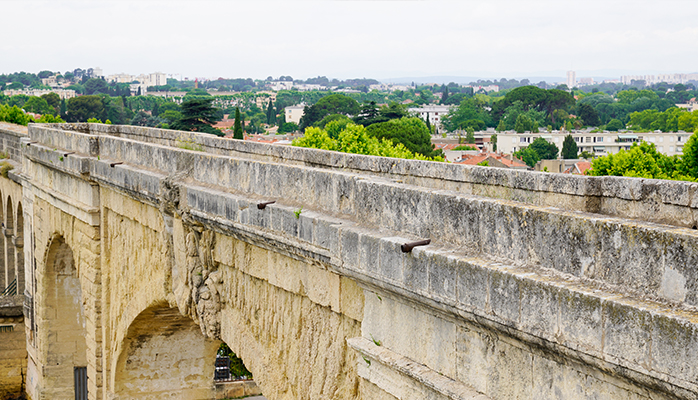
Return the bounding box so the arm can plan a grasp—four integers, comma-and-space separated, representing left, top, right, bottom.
107, 72, 167, 89
495, 130, 693, 157
284, 105, 305, 125
620, 73, 698, 86
567, 71, 576, 89
408, 105, 454, 130
107, 73, 135, 83
269, 81, 294, 91
3, 88, 76, 100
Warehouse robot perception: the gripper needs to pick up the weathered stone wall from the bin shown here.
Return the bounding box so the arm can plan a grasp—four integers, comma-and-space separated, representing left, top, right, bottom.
20, 123, 698, 400
0, 123, 27, 162
0, 297, 25, 400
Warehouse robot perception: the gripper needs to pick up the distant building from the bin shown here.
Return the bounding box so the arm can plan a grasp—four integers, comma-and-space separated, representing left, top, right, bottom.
3, 88, 76, 100
567, 71, 576, 89
677, 98, 698, 112
255, 92, 277, 109
284, 105, 305, 125
578, 77, 594, 86
269, 81, 294, 91
408, 105, 454, 130
453, 151, 528, 169
621, 73, 698, 86
496, 130, 692, 157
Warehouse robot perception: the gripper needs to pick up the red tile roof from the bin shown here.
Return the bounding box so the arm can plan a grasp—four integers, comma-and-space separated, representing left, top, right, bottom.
454, 152, 527, 168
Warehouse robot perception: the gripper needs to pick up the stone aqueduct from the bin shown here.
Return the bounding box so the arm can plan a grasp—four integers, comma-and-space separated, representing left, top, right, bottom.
0, 121, 698, 399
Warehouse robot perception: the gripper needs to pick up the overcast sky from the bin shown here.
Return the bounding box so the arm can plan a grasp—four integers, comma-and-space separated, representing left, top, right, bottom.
2, 0, 697, 82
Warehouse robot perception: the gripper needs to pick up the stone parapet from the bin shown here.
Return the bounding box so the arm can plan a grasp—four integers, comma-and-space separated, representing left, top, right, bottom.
32, 123, 698, 228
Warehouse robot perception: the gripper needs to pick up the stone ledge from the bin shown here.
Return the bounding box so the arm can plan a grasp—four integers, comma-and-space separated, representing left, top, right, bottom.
348, 336, 490, 400
31, 123, 698, 229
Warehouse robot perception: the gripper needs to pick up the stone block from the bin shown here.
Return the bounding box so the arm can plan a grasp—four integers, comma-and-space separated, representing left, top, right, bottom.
488, 266, 520, 326
518, 275, 559, 339
602, 299, 651, 369
557, 286, 605, 354
378, 237, 404, 284
427, 251, 456, 305
339, 276, 364, 322
402, 245, 430, 294
305, 265, 340, 311
358, 231, 381, 275
340, 228, 360, 272
651, 312, 698, 383
297, 210, 316, 243
455, 258, 489, 314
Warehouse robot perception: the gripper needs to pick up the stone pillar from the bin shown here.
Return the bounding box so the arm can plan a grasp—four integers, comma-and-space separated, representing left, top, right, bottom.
2, 227, 13, 290
0, 228, 5, 290
12, 235, 22, 295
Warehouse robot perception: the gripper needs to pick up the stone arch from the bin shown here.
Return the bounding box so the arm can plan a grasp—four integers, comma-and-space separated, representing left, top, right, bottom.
3, 195, 14, 290
14, 201, 23, 293
113, 303, 221, 399
42, 235, 87, 398
0, 192, 5, 289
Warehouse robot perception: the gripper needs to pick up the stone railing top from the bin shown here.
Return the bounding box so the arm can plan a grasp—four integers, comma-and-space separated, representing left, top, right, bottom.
27, 123, 698, 228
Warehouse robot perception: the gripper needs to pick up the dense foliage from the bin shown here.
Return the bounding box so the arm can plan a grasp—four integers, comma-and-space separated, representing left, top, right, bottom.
292, 120, 444, 161
365, 117, 442, 158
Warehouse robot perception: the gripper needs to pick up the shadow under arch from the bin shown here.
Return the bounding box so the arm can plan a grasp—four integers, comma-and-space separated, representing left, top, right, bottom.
113, 303, 221, 399
43, 234, 87, 397
4, 195, 14, 288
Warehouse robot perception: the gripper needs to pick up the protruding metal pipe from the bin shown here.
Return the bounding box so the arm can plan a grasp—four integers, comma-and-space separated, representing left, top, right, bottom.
257, 201, 276, 209
110, 162, 123, 167
63, 152, 74, 157
401, 239, 431, 253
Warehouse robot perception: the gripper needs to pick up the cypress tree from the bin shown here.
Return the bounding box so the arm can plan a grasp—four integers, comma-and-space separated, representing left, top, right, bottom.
425, 113, 431, 132
561, 134, 578, 159
266, 100, 274, 125
233, 107, 243, 139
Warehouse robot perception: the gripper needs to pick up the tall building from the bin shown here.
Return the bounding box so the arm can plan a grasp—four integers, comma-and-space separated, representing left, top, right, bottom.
566, 71, 576, 89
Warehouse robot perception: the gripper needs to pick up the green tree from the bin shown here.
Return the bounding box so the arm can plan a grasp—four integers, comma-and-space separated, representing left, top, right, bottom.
41, 92, 61, 115
514, 147, 540, 168
22, 97, 54, 115
491, 134, 498, 151
365, 117, 442, 158
588, 142, 688, 180
299, 94, 360, 130
496, 119, 506, 132
266, 99, 274, 125
84, 78, 108, 95
561, 134, 578, 159
529, 137, 558, 160
578, 151, 594, 159
465, 127, 475, 144
606, 119, 624, 131
293, 122, 443, 161
577, 103, 600, 126
233, 107, 243, 139
680, 132, 698, 177
66, 95, 104, 122
171, 98, 221, 135
315, 114, 352, 132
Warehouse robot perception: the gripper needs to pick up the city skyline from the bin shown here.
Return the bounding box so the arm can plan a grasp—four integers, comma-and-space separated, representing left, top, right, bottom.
2, 1, 698, 81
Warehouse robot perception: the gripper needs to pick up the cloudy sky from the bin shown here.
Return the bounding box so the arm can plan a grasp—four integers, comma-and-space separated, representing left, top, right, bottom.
2, 0, 697, 82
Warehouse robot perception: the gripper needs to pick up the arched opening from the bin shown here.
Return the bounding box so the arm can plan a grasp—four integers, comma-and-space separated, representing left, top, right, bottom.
4, 197, 14, 291
0, 194, 6, 289
14, 202, 24, 295
44, 235, 87, 398
114, 305, 220, 399
215, 342, 264, 399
